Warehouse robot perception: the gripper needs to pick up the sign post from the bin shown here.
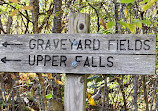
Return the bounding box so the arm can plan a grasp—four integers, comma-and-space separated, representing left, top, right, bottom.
64, 13, 89, 111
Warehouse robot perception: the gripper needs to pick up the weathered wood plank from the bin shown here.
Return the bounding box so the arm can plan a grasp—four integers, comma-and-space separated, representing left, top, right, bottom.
0, 33, 156, 74
0, 34, 155, 54
0, 53, 155, 74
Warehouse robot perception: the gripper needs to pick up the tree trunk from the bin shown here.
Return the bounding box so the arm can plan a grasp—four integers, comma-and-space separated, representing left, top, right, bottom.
113, 0, 119, 33
143, 76, 149, 111
52, 0, 62, 99
6, 16, 13, 34
51, 0, 63, 110
31, 1, 48, 110
101, 75, 110, 111
133, 75, 138, 111
0, 15, 2, 34
52, 0, 62, 33
30, 0, 39, 34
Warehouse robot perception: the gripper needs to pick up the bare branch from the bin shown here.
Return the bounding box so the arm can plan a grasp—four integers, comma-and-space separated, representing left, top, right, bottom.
87, 2, 100, 32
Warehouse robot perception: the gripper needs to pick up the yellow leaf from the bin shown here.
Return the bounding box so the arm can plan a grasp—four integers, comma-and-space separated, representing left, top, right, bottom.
87, 92, 95, 106
22, 6, 33, 10
20, 73, 29, 81
46, 76, 63, 85
125, 6, 128, 18
42, 74, 48, 77
28, 106, 36, 111
47, 73, 52, 79
10, 9, 19, 17
11, 73, 16, 79
28, 73, 37, 78
8, 0, 19, 4
51, 77, 55, 79
55, 79, 63, 85
115, 75, 122, 80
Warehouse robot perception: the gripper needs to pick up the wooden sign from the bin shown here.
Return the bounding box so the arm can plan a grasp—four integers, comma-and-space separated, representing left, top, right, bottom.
0, 34, 156, 74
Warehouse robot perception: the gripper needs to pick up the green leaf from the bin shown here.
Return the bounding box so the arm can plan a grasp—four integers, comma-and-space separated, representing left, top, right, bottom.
132, 19, 141, 23
127, 23, 136, 33
119, 20, 137, 33
142, 0, 157, 11
132, 19, 151, 27
118, 21, 128, 28
7, 100, 12, 103
120, 0, 136, 3
136, 23, 142, 29
153, 22, 158, 25
46, 93, 52, 99
139, 0, 148, 5
132, 19, 142, 29
141, 20, 151, 25
106, 21, 116, 29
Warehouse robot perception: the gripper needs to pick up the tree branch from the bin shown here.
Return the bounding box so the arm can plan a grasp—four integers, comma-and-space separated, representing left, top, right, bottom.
0, 27, 7, 34
5, 2, 33, 23
87, 2, 100, 32
38, 2, 53, 33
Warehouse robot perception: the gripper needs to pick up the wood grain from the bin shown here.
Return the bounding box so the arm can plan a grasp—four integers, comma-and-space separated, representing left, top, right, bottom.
0, 34, 156, 74
64, 13, 89, 111
0, 34, 155, 54
0, 53, 155, 74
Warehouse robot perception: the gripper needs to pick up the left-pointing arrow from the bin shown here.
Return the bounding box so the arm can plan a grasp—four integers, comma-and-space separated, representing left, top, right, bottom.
1, 57, 22, 63
2, 41, 23, 48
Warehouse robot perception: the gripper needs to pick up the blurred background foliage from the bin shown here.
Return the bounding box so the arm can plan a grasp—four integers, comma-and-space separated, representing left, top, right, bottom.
0, 0, 157, 110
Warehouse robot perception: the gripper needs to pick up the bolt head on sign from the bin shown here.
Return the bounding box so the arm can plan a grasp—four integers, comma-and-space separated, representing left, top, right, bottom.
72, 61, 78, 67
73, 40, 78, 46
